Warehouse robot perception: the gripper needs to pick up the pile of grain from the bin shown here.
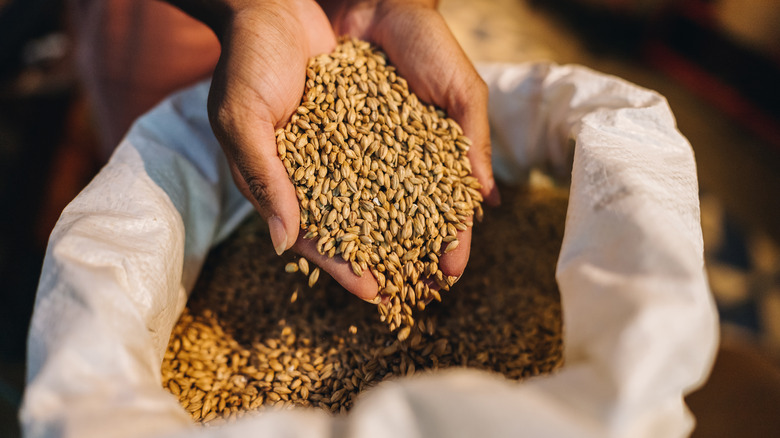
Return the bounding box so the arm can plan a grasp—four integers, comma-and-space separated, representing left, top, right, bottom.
160, 185, 567, 424
276, 38, 482, 335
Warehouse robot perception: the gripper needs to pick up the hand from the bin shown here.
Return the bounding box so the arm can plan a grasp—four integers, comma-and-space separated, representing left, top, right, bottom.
320, 0, 500, 279
167, 0, 380, 299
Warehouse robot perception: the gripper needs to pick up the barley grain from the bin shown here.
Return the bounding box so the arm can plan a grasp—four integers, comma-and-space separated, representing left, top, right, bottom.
277, 38, 482, 332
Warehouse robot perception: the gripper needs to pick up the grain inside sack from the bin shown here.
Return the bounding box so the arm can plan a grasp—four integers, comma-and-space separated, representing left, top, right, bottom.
160, 185, 566, 424
160, 38, 566, 424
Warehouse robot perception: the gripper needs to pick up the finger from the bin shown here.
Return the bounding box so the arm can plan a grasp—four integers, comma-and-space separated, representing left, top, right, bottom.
438, 221, 472, 278
448, 77, 501, 206
292, 234, 380, 301
221, 120, 301, 256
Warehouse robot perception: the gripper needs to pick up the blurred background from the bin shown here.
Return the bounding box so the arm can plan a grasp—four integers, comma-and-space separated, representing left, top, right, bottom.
1, 0, 779, 436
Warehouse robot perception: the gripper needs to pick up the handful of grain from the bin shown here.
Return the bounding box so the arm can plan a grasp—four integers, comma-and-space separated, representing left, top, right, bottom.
161, 185, 566, 424
276, 38, 483, 336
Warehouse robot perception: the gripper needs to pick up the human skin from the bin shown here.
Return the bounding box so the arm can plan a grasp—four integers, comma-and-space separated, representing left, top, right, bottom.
71, 0, 222, 157
84, 0, 499, 299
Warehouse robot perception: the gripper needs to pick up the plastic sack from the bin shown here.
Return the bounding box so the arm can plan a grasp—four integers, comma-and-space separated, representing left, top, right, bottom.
21, 62, 719, 438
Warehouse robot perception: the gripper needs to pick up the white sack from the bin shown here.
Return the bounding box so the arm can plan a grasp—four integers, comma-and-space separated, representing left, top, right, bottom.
21, 62, 719, 438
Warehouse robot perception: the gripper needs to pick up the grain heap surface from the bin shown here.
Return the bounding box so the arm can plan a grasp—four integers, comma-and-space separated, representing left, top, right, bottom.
161, 185, 567, 425
276, 38, 482, 335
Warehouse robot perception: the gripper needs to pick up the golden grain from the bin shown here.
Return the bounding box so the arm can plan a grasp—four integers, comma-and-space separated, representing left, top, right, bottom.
277, 38, 482, 332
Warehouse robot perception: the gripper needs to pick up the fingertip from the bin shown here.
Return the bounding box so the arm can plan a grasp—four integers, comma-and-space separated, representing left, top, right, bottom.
350, 277, 380, 302
268, 215, 288, 255
439, 252, 467, 277
281, 214, 299, 253
438, 227, 472, 277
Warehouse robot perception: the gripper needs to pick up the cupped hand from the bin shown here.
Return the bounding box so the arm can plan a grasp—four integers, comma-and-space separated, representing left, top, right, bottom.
320, 0, 500, 279
197, 0, 380, 299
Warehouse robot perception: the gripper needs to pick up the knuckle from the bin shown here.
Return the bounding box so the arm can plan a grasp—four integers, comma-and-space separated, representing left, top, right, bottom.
243, 173, 273, 212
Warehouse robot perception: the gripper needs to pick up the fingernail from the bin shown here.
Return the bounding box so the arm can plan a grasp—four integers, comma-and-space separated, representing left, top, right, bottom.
268, 215, 287, 256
